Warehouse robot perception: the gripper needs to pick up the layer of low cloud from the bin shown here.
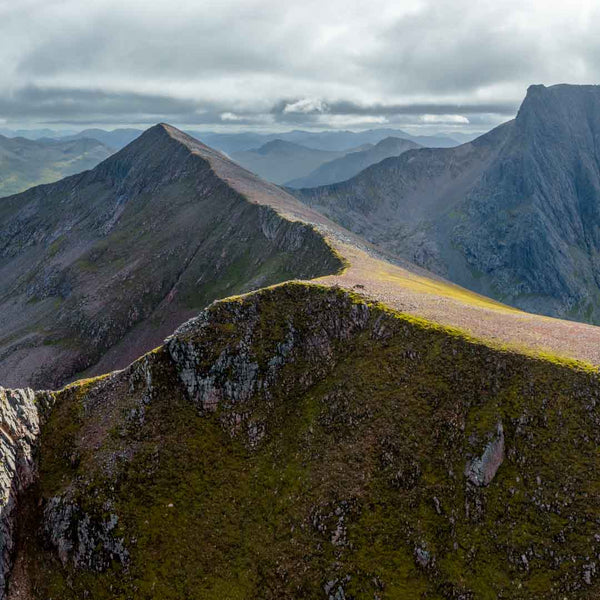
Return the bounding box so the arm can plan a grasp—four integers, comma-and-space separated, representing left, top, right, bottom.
0, 0, 598, 132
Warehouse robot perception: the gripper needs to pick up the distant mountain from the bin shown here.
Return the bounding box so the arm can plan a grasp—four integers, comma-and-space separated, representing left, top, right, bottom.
0, 124, 342, 389
0, 126, 461, 153
230, 139, 347, 184
199, 128, 459, 154
287, 136, 421, 188
0, 128, 78, 140
68, 128, 143, 149
0, 135, 113, 196
296, 84, 600, 324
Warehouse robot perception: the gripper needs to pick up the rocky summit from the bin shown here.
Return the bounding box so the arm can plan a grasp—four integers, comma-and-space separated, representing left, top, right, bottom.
296, 84, 600, 324
0, 124, 342, 389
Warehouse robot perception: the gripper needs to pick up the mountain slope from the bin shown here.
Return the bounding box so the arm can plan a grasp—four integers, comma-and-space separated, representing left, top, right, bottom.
0, 136, 112, 196
287, 136, 421, 188
4, 119, 600, 598
7, 283, 600, 599
230, 140, 347, 184
0, 124, 342, 389
296, 84, 600, 324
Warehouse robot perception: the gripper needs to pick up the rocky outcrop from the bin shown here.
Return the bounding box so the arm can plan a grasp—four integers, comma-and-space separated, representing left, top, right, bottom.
6, 283, 600, 599
167, 285, 371, 443
0, 387, 53, 598
465, 422, 505, 486
44, 494, 128, 571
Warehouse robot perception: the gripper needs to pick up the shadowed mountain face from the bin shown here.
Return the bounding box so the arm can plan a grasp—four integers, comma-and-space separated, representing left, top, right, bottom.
230, 140, 347, 184
287, 136, 421, 188
0, 136, 113, 197
296, 84, 600, 323
0, 125, 342, 389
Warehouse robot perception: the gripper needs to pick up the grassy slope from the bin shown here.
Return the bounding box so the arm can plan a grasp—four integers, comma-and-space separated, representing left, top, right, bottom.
13, 284, 600, 600
319, 241, 600, 366
0, 138, 112, 197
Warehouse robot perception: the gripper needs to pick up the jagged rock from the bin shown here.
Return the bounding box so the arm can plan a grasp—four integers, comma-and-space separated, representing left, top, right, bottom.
0, 387, 53, 598
43, 495, 128, 571
464, 422, 505, 487
415, 546, 431, 568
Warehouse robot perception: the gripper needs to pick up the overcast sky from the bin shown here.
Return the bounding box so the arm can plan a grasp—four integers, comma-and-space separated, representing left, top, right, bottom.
0, 0, 598, 133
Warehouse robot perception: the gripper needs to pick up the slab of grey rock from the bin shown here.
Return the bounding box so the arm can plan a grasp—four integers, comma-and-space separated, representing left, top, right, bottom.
465, 422, 505, 487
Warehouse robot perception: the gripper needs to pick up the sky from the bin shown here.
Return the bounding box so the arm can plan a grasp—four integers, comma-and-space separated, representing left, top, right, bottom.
0, 0, 598, 134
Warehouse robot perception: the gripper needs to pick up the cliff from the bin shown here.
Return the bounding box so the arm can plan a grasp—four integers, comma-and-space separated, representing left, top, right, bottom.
296, 84, 600, 324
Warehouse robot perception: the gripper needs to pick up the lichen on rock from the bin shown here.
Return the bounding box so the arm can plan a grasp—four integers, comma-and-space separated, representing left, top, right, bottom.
464, 421, 505, 486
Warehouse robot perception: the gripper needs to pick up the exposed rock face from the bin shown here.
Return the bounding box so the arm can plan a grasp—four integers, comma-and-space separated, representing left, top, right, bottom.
44, 494, 128, 571
465, 422, 505, 486
7, 283, 600, 599
296, 84, 600, 324
0, 387, 53, 599
0, 124, 343, 389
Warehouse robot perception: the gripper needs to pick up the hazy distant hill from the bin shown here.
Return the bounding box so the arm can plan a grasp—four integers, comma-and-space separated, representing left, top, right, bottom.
201, 127, 459, 154
296, 84, 600, 324
0, 126, 461, 153
0, 135, 113, 196
68, 128, 143, 148
230, 140, 349, 184
287, 136, 421, 187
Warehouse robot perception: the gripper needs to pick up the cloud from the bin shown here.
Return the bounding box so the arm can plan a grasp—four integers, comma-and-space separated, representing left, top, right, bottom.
220, 112, 243, 121
283, 99, 327, 114
1, 0, 599, 131
421, 114, 470, 124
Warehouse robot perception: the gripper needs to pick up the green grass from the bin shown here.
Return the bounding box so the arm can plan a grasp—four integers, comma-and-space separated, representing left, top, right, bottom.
20, 283, 600, 599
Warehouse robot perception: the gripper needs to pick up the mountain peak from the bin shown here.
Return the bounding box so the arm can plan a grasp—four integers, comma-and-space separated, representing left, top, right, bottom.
516, 83, 600, 134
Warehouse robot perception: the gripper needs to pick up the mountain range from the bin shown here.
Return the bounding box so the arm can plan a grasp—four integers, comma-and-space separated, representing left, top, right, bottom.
296, 84, 600, 324
287, 136, 421, 188
200, 128, 461, 154
0, 135, 113, 196
4, 86, 600, 598
229, 139, 353, 184
0, 126, 465, 153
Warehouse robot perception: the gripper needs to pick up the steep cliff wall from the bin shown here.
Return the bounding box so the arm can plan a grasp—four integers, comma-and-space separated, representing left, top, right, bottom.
297, 84, 600, 324
0, 388, 52, 597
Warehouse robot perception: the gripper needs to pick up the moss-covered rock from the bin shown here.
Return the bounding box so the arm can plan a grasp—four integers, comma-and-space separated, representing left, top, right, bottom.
8, 283, 600, 599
